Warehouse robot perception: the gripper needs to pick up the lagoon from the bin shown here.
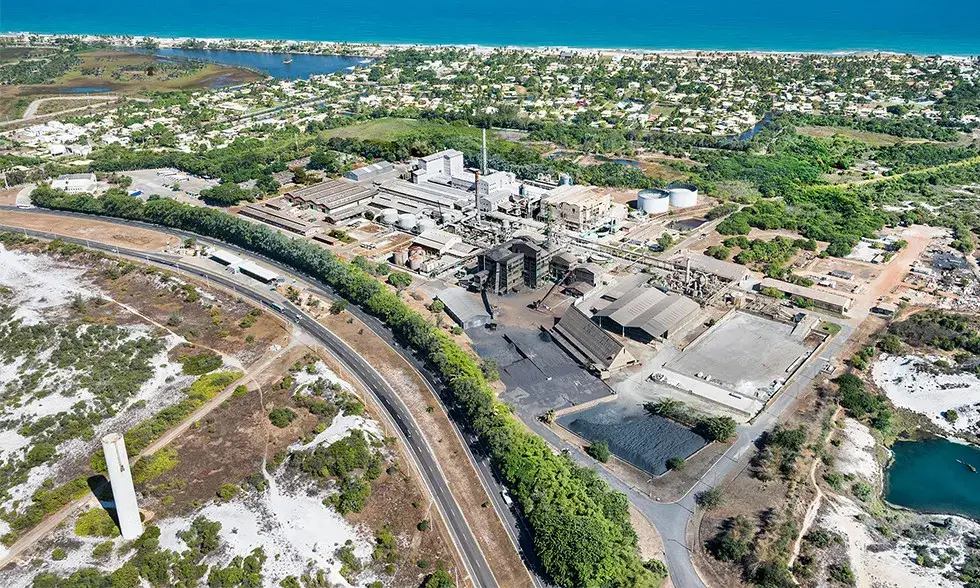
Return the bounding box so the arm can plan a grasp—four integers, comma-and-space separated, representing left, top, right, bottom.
886, 438, 980, 520
140, 48, 370, 80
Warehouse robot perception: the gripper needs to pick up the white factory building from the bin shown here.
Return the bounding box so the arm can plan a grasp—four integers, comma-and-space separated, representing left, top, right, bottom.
51, 173, 97, 194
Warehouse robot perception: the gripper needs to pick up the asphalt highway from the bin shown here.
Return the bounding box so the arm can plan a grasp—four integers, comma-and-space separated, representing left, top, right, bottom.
0, 221, 498, 588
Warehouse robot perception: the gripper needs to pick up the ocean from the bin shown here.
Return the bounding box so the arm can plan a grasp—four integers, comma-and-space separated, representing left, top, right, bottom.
5, 0, 980, 55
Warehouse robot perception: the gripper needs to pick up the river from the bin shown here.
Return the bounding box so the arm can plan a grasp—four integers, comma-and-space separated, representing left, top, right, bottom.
886, 438, 980, 520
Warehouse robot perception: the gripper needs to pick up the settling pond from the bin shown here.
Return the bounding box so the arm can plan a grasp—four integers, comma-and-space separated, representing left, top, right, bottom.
557, 403, 707, 476
886, 438, 980, 520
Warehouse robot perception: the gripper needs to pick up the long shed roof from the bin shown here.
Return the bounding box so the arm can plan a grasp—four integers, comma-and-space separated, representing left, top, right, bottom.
596, 286, 699, 338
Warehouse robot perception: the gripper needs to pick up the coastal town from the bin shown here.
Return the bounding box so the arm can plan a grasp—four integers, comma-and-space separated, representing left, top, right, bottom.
1, 28, 980, 588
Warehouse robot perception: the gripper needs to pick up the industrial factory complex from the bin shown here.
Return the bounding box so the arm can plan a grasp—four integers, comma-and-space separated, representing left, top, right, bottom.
217, 140, 851, 427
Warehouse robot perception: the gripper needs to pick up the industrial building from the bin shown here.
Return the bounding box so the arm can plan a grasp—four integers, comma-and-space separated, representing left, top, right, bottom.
344, 160, 396, 182
285, 179, 378, 218
436, 286, 492, 329
595, 285, 700, 343
210, 249, 281, 284
51, 172, 97, 194
238, 203, 316, 236
412, 228, 463, 255
413, 149, 467, 185
540, 185, 612, 231
551, 305, 637, 374
669, 252, 750, 283
478, 237, 556, 294
758, 278, 852, 314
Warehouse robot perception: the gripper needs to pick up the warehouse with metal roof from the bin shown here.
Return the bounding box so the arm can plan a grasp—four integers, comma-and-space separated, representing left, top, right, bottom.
595, 286, 700, 343
758, 278, 852, 314
551, 305, 636, 374
435, 287, 491, 330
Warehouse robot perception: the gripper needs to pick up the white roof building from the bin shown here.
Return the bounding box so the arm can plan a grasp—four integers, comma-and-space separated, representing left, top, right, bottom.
51, 173, 97, 195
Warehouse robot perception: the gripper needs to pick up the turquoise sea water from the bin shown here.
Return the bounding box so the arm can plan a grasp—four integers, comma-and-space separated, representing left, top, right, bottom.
886, 438, 980, 520
5, 0, 980, 55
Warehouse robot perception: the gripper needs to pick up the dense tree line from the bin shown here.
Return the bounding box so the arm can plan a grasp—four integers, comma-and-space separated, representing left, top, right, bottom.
29, 186, 656, 587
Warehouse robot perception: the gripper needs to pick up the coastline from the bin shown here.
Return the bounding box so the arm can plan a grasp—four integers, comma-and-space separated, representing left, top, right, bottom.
2, 31, 977, 60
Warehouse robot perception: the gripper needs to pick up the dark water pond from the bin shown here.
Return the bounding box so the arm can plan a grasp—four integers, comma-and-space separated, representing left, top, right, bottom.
139, 48, 372, 80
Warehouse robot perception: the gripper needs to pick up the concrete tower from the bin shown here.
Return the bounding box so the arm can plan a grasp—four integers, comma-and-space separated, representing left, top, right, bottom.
101, 433, 143, 540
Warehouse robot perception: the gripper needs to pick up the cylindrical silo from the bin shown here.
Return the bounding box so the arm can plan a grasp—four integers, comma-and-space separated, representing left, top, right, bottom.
101, 433, 143, 540
417, 217, 437, 232
668, 183, 698, 208
380, 208, 399, 224
637, 189, 670, 214
396, 213, 418, 231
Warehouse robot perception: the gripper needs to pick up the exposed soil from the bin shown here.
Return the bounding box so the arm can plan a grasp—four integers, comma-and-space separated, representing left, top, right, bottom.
0, 210, 174, 250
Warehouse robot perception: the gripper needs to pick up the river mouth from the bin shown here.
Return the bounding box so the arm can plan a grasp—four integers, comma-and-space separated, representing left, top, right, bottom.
885, 437, 980, 520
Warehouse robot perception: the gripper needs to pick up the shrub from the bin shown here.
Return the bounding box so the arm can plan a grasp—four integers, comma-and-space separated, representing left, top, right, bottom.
92, 540, 114, 559
387, 272, 412, 289
269, 408, 297, 428
666, 456, 686, 471
695, 487, 724, 510
131, 447, 179, 483
417, 519, 429, 532
829, 563, 856, 586
52, 547, 67, 560
179, 351, 223, 375
586, 441, 611, 463
217, 484, 239, 501
330, 299, 349, 314
74, 508, 119, 537
944, 409, 959, 424
696, 416, 737, 443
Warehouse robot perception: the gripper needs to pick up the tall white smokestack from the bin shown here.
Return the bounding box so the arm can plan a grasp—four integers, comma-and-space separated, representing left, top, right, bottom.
481, 127, 488, 175
101, 433, 143, 540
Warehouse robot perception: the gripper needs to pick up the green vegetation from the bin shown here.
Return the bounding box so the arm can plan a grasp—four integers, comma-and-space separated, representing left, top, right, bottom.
217, 483, 240, 501
178, 350, 224, 375
666, 456, 686, 471
890, 310, 980, 355
90, 371, 242, 473
30, 188, 659, 588
754, 425, 808, 481
695, 487, 724, 510
132, 447, 179, 484
74, 508, 120, 538
834, 373, 892, 434
268, 408, 297, 428
645, 398, 737, 443
585, 440, 611, 463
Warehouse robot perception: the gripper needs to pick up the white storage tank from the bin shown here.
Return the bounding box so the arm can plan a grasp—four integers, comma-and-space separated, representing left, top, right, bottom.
396, 213, 418, 231
380, 208, 399, 224
636, 189, 670, 214
668, 183, 698, 208
417, 217, 437, 232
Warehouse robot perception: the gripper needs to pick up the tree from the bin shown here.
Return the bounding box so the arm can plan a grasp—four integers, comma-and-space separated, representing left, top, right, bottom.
308, 149, 341, 174
423, 570, 455, 588
696, 416, 737, 443
387, 272, 412, 290
657, 233, 674, 251
695, 487, 724, 510
666, 456, 686, 471
199, 182, 254, 206
586, 441, 611, 463
944, 409, 959, 424
430, 299, 445, 314
217, 484, 239, 501
268, 408, 297, 428
330, 299, 349, 314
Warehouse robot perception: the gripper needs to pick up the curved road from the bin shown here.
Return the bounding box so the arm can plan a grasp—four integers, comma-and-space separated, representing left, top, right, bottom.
0, 221, 497, 588
1, 205, 856, 588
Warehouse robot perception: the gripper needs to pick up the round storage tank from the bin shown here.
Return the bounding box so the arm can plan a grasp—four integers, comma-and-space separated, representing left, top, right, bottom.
417, 217, 437, 232
636, 189, 670, 214
396, 213, 418, 231
380, 208, 399, 224
668, 183, 698, 208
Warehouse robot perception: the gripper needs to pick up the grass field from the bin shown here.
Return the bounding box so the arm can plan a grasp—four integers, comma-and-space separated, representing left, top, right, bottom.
796, 125, 914, 146
324, 117, 486, 141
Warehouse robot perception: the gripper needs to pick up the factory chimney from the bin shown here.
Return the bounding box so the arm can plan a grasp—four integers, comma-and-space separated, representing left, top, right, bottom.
474, 170, 481, 226
481, 128, 488, 175
101, 433, 143, 540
